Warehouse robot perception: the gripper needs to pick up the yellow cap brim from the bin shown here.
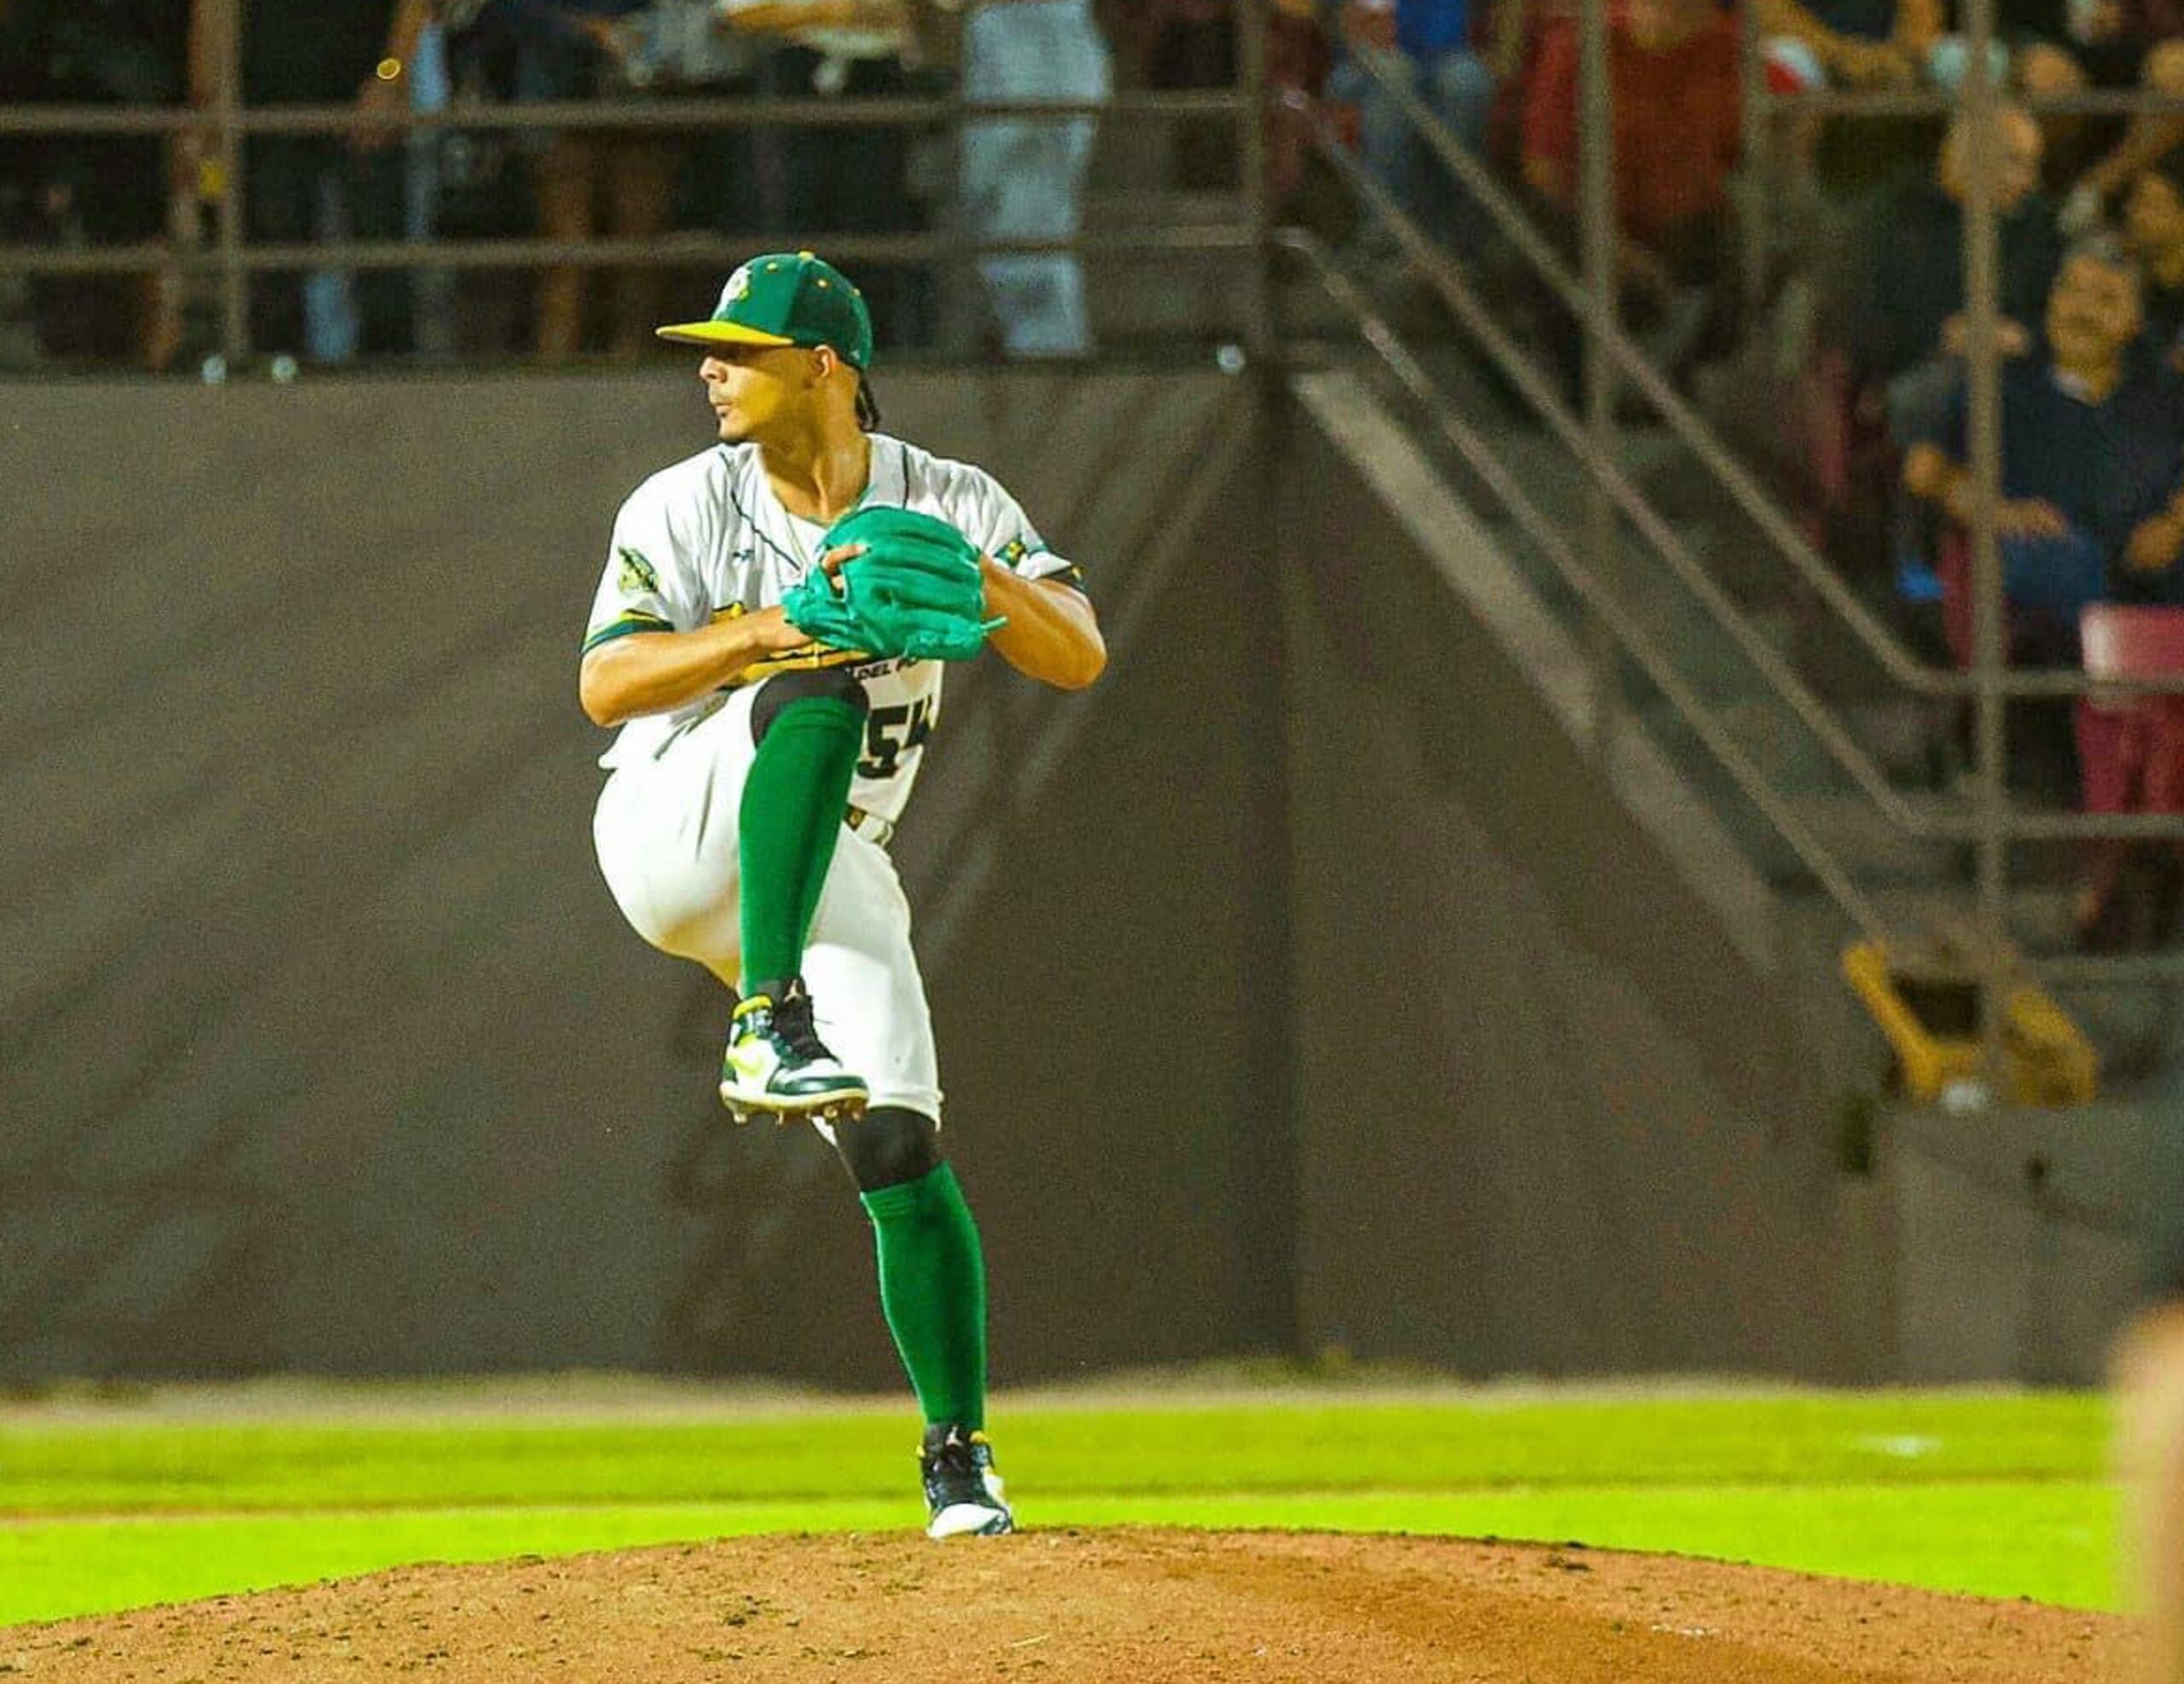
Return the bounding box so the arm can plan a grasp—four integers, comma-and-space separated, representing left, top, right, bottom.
654, 319, 799, 349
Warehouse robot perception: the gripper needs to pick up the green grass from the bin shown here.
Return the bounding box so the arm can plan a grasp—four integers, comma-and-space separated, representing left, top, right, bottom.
0, 1387, 2121, 1629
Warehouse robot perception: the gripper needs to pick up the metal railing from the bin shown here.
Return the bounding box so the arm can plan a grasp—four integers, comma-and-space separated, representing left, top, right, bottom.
0, 0, 1275, 362
1321, 17, 2184, 1050
1282, 221, 1894, 940
14, 1, 2184, 1033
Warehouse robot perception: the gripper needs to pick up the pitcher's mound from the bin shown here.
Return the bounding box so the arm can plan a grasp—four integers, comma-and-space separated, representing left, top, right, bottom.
0, 1528, 2135, 1681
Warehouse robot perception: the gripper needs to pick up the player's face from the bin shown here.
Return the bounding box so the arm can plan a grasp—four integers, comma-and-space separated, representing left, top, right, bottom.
698, 345, 822, 444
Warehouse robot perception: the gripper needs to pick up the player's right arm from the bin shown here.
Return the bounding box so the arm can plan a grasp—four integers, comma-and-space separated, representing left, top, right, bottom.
578, 475, 810, 729
579, 609, 817, 728
578, 479, 865, 726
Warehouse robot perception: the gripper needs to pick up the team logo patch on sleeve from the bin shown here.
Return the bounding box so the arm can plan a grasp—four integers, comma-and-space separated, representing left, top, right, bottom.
617, 547, 660, 595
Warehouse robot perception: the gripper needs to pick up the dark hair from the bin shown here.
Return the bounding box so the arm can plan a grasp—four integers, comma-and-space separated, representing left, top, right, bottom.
856, 374, 882, 433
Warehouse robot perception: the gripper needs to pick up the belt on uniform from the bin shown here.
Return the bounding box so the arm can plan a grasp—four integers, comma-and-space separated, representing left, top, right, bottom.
845, 804, 895, 847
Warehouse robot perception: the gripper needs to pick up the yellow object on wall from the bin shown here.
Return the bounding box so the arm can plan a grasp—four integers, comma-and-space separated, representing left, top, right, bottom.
1842, 940, 2099, 1108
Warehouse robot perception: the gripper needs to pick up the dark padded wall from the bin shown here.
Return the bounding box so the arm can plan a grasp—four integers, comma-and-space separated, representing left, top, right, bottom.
0, 371, 1866, 1384
1277, 420, 1872, 1379
0, 371, 1271, 1383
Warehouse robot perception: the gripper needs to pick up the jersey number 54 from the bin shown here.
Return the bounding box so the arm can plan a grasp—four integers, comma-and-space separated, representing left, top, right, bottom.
860, 697, 934, 780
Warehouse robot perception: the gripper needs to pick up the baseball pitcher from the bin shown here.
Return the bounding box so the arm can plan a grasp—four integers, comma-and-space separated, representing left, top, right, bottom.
578, 251, 1106, 1538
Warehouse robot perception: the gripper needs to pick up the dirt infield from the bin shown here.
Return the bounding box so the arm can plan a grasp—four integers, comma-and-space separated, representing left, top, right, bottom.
0, 1529, 2135, 1681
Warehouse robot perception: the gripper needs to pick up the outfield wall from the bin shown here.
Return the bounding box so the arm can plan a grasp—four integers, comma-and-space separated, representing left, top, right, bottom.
0, 368, 1985, 1384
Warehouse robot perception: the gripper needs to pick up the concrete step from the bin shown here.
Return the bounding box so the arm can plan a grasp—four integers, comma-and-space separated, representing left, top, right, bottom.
1756, 789, 1969, 888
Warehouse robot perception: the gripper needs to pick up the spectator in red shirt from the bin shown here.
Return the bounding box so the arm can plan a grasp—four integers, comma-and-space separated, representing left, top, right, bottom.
1519, 0, 1743, 380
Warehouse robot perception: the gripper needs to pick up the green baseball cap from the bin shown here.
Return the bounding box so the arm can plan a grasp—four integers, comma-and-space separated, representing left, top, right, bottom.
655, 251, 875, 369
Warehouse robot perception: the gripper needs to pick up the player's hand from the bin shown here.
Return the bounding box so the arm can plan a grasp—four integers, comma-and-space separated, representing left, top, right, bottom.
351, 68, 405, 153
751, 604, 829, 653
783, 508, 998, 663
816, 541, 868, 585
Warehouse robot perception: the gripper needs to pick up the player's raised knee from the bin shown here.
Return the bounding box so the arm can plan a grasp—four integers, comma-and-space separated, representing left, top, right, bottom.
750, 668, 873, 745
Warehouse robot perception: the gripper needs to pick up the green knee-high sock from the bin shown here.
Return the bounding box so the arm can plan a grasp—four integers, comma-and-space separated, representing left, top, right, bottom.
738, 696, 863, 993
861, 1164, 988, 1431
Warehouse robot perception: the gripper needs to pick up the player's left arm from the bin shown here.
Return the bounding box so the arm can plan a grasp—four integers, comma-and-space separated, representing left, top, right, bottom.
980, 562, 1106, 691
958, 467, 1107, 691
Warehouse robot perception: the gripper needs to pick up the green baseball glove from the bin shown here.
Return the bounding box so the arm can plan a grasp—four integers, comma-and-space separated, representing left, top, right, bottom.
781, 507, 1003, 664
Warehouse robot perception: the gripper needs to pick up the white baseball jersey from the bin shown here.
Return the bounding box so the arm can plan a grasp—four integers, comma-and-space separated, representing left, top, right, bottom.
582, 433, 1081, 823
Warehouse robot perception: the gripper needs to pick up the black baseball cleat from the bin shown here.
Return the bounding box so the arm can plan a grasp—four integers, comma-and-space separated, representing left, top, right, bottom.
719, 978, 868, 1124
919, 1424, 1014, 1539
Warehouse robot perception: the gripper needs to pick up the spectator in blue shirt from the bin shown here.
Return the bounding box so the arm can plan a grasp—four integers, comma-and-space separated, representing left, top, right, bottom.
1904, 241, 2184, 933
1329, 0, 1495, 253
1904, 241, 2184, 647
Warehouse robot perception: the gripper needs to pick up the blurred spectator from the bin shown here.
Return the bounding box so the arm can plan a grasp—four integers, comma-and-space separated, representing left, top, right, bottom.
240, 0, 433, 363
399, 7, 458, 360
2019, 17, 2184, 229
956, 0, 1112, 357
2125, 149, 2184, 360
1902, 242, 2182, 842
1, 0, 195, 365
472, 0, 678, 361
1520, 0, 1742, 381
723, 0, 933, 351
1903, 241, 2180, 659
1327, 0, 1495, 253
1110, 0, 1327, 210
1844, 106, 2063, 447
1755, 0, 1942, 85
1265, 1, 1335, 223
1124, 0, 1237, 190
2076, 602, 2184, 947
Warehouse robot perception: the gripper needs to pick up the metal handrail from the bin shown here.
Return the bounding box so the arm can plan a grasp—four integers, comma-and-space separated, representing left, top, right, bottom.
0, 224, 1253, 280
1319, 112, 2184, 844
1356, 45, 2184, 706
1310, 116, 1939, 835
0, 90, 1235, 139
2034, 949, 2184, 984
1340, 46, 2184, 755
1290, 222, 2184, 979
1308, 107, 2184, 845
1281, 226, 1890, 938
1763, 85, 2184, 117
1310, 62, 2184, 986
0, 79, 1261, 351
1346, 45, 1958, 696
